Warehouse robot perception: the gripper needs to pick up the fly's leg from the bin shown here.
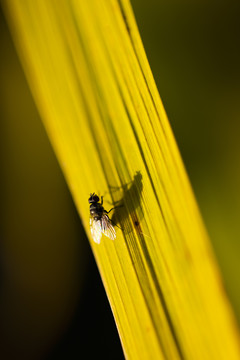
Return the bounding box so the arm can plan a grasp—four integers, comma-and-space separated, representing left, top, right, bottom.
109, 217, 123, 230
104, 206, 124, 230
104, 205, 123, 214
105, 207, 114, 214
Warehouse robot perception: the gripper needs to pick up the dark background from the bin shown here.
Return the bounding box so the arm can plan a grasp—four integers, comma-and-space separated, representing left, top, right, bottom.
1, 1, 240, 359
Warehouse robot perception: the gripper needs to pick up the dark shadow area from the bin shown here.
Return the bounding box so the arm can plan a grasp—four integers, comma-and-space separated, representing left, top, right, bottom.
46, 252, 124, 360
109, 171, 143, 234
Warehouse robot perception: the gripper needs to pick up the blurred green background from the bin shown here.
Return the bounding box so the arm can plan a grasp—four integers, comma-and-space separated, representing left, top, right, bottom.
1, 1, 240, 359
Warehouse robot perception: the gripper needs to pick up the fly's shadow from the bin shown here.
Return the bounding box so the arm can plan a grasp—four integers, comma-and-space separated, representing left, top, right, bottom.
108, 171, 143, 234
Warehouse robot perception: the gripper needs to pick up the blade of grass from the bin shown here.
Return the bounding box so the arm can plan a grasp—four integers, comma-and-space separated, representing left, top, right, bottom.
3, 0, 240, 359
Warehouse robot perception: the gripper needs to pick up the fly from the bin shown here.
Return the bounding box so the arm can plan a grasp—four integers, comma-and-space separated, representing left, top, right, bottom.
88, 193, 116, 244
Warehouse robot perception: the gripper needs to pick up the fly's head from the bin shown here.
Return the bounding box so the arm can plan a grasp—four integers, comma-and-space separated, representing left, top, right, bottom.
88, 193, 100, 204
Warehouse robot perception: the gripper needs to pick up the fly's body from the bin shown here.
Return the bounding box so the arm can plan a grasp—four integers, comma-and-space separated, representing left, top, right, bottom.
88, 193, 116, 244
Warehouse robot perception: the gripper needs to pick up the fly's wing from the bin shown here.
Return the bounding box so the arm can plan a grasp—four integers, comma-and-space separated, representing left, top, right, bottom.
101, 213, 116, 240
90, 217, 102, 244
